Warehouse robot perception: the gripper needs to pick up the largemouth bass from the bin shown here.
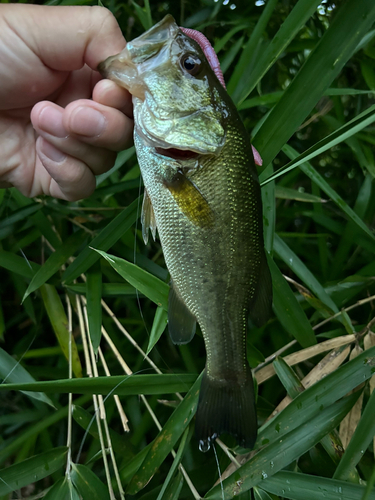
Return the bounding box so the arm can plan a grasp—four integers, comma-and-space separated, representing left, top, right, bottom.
99, 15, 272, 451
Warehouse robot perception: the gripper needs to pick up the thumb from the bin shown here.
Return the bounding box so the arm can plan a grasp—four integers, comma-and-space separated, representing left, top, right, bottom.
2, 4, 126, 72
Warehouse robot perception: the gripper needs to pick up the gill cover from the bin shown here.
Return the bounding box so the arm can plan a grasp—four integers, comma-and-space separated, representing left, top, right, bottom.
99, 15, 227, 155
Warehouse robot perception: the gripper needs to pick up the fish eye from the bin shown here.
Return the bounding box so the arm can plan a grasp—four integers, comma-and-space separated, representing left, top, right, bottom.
181, 54, 202, 76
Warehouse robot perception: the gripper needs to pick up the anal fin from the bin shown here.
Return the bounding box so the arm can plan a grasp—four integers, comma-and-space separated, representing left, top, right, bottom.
168, 283, 196, 344
141, 189, 157, 245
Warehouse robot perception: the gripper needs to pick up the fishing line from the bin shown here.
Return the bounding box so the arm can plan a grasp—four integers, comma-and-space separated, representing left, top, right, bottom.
212, 441, 225, 500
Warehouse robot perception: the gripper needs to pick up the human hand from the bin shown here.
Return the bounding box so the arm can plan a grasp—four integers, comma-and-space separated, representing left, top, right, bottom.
0, 4, 133, 201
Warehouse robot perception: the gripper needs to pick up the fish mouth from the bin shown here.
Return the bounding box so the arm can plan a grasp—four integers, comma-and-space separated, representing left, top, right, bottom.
155, 147, 200, 160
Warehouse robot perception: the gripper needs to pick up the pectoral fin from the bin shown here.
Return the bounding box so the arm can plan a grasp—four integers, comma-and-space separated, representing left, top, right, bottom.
249, 251, 273, 327
141, 189, 157, 245
164, 170, 214, 228
168, 283, 196, 344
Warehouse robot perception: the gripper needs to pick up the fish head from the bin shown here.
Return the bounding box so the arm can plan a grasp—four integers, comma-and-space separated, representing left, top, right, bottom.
98, 15, 229, 156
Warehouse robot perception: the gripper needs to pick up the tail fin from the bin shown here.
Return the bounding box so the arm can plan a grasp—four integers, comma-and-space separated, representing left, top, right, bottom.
195, 367, 257, 452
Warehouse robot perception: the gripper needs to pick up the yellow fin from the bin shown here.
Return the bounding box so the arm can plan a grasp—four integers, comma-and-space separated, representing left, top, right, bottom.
141, 189, 157, 245
164, 170, 214, 227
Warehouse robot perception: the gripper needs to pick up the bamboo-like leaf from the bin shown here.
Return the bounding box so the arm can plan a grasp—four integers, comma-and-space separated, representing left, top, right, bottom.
40, 284, 82, 378
0, 250, 40, 279
156, 426, 191, 500
0, 203, 42, 229
256, 345, 375, 448
229, 0, 320, 104
23, 230, 87, 301
70, 463, 110, 500
93, 249, 169, 309
261, 471, 374, 500
334, 387, 375, 480
261, 105, 375, 185
254, 0, 375, 167
206, 393, 359, 498
0, 446, 68, 495
267, 254, 316, 348
0, 373, 197, 396
0, 347, 54, 407
62, 198, 139, 284
127, 372, 203, 495
273, 235, 334, 308
44, 477, 80, 500
273, 357, 303, 399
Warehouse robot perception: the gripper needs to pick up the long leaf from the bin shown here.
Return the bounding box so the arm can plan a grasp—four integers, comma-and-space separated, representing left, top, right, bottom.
0, 373, 197, 396
261, 471, 374, 500
206, 393, 359, 498
0, 447, 68, 495
253, 0, 375, 167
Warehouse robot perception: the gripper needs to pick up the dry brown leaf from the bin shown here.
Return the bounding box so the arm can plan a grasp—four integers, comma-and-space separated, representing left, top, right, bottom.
267, 345, 351, 420
255, 334, 356, 385
364, 331, 375, 458
339, 345, 364, 449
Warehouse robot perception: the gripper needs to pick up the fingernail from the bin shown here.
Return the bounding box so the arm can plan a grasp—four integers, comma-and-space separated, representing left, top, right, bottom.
40, 140, 66, 163
39, 106, 67, 138
70, 107, 107, 137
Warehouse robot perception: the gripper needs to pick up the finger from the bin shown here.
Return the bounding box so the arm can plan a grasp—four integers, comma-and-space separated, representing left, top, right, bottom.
36, 137, 96, 201
31, 102, 127, 173
93, 79, 133, 118
62, 100, 133, 151
5, 5, 126, 71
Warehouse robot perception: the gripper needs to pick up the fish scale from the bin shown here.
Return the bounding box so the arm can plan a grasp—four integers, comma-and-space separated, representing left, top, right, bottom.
99, 14, 272, 451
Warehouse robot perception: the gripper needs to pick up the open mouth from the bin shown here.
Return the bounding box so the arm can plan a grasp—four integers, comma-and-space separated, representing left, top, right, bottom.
155, 147, 199, 160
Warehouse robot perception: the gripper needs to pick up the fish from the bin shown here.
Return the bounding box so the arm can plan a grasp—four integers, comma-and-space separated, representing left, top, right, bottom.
99, 14, 272, 452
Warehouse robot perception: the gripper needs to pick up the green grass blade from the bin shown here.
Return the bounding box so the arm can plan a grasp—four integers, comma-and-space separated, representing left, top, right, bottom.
23, 230, 87, 301
229, 0, 310, 103
0, 203, 42, 230
44, 477, 80, 500
256, 345, 375, 448
0, 373, 197, 396
0, 446, 68, 495
62, 198, 139, 284
67, 282, 138, 297
0, 250, 40, 279
333, 387, 375, 480
70, 463, 110, 500
93, 249, 169, 309
127, 372, 203, 495
273, 234, 339, 313
0, 347, 54, 407
86, 261, 102, 354
146, 306, 168, 355
206, 393, 359, 498
0, 395, 91, 466
156, 426, 191, 500
253, 0, 375, 167
283, 145, 375, 242
261, 105, 375, 185
40, 284, 82, 378
273, 357, 303, 398
267, 254, 316, 348
275, 186, 325, 203
261, 471, 374, 500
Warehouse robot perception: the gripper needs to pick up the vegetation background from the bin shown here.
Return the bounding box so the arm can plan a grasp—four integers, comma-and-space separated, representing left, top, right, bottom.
0, 0, 375, 498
